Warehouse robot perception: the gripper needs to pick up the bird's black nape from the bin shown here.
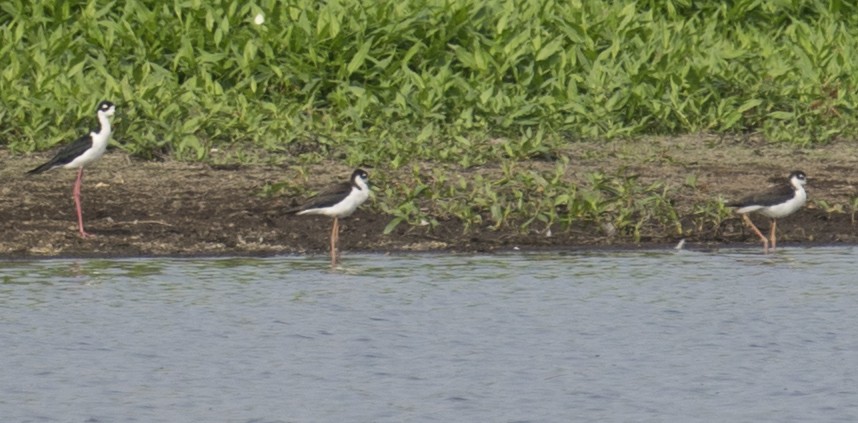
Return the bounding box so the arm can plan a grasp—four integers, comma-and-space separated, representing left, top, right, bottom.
788, 170, 807, 182
97, 100, 115, 111
350, 168, 369, 186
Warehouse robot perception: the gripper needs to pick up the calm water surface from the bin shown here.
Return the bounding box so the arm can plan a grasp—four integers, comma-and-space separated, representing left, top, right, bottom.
1, 247, 857, 422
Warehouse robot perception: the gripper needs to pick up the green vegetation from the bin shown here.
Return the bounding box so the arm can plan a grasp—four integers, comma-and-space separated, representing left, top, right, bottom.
2, 0, 852, 241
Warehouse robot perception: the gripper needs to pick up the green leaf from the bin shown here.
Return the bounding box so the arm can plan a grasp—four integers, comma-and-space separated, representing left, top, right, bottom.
737, 99, 762, 113
347, 39, 372, 75
383, 217, 404, 235
536, 37, 564, 62
769, 111, 795, 120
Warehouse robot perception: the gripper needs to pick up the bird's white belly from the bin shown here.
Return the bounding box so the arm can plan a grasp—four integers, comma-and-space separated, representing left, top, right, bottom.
760, 190, 807, 218
62, 145, 106, 169
62, 130, 110, 169
300, 188, 370, 218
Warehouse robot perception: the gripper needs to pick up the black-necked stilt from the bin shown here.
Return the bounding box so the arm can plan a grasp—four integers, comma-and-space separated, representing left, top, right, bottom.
27, 100, 116, 238
727, 170, 807, 253
287, 169, 371, 267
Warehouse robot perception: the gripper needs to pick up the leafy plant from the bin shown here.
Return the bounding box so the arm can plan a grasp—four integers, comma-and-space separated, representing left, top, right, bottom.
4, 0, 858, 162
4, 0, 855, 241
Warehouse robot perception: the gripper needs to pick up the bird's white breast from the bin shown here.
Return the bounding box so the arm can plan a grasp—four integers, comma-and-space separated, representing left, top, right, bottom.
760, 188, 806, 218
298, 186, 370, 218
63, 127, 111, 169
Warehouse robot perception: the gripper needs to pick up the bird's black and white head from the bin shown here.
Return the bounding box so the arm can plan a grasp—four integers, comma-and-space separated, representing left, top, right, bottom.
788, 170, 807, 188
351, 169, 370, 190
97, 100, 116, 118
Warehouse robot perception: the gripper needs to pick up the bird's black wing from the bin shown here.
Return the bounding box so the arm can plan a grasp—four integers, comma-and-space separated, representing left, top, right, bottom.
728, 182, 795, 208
26, 133, 94, 174
286, 181, 353, 213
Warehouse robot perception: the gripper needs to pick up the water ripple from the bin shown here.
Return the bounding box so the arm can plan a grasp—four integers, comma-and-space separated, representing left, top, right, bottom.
0, 247, 856, 422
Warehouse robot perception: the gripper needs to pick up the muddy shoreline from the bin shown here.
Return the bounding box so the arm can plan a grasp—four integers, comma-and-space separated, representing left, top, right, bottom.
2, 135, 857, 258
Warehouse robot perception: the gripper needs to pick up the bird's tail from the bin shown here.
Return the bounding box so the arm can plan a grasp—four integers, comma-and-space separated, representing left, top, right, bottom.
26, 161, 56, 175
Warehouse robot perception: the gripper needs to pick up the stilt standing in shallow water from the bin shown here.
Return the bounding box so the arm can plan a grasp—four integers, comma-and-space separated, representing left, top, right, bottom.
727, 170, 808, 253
287, 169, 371, 267
27, 101, 116, 238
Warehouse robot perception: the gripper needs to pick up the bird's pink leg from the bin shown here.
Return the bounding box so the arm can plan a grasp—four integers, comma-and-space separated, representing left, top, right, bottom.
742, 214, 768, 253
73, 167, 91, 238
330, 217, 339, 268
770, 219, 777, 252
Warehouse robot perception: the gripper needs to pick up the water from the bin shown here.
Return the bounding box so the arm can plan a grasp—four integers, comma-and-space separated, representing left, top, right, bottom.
1, 247, 857, 422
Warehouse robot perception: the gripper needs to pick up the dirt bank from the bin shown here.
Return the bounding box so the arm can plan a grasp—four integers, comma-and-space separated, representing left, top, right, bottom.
1, 134, 856, 258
